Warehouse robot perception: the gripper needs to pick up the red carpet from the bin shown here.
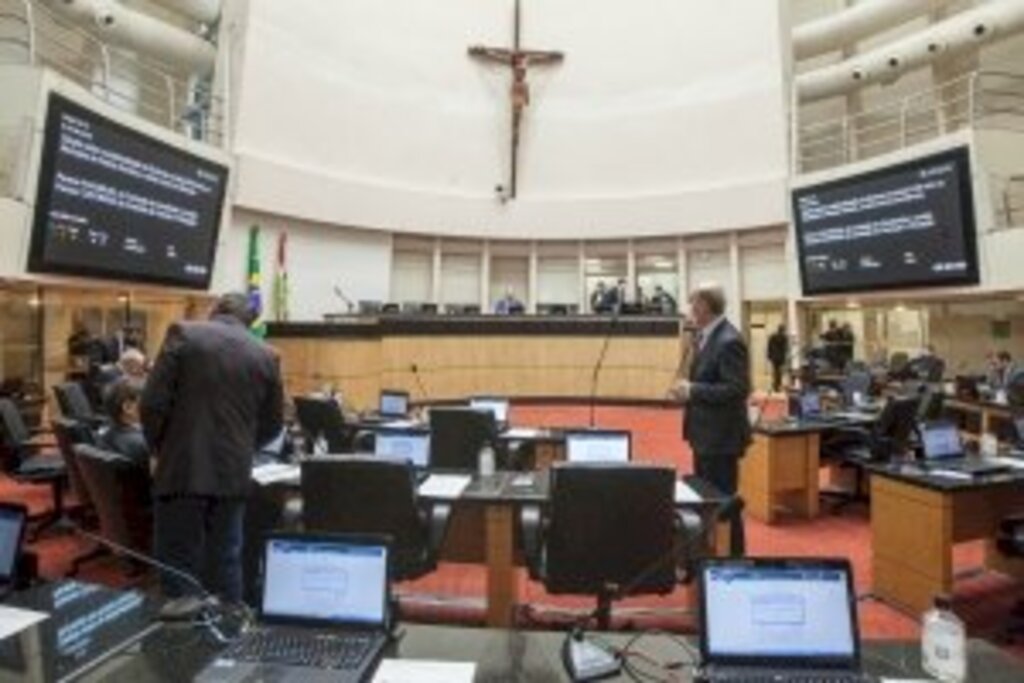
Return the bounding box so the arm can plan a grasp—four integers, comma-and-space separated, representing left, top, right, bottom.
4, 403, 1023, 657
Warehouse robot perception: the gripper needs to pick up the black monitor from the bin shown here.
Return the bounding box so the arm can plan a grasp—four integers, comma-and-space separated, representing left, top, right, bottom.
28, 93, 228, 289
792, 146, 978, 296
954, 375, 982, 401
292, 396, 349, 453
428, 407, 497, 471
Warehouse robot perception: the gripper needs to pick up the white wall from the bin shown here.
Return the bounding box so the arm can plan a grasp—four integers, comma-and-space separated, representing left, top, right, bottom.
228, 0, 790, 239
222, 209, 393, 320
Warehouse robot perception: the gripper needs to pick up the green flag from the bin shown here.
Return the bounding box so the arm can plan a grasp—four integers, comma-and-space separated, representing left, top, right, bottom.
247, 225, 266, 337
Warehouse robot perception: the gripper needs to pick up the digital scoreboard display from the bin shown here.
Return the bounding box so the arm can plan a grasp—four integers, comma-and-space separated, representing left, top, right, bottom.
28, 93, 228, 289
792, 147, 979, 296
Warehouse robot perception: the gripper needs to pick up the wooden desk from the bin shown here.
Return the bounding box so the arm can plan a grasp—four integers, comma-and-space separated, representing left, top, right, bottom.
268, 315, 683, 407
251, 468, 727, 628
869, 464, 1024, 614
741, 418, 872, 524
944, 397, 1015, 439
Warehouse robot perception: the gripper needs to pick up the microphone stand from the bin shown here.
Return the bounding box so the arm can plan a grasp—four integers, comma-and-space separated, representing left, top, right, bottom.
68, 524, 253, 643
410, 363, 429, 410
589, 313, 619, 428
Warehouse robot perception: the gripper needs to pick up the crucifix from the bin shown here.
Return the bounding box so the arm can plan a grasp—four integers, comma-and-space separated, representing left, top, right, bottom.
468, 0, 564, 200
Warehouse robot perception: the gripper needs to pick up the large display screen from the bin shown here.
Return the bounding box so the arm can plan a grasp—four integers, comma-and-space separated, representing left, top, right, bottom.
792, 147, 979, 296
28, 93, 228, 289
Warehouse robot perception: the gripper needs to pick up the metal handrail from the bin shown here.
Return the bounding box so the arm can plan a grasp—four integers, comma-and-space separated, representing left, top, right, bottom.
795, 70, 1024, 173
0, 0, 224, 146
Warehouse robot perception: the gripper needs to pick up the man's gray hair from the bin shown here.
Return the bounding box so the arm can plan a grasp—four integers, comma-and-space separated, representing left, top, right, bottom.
690, 283, 727, 317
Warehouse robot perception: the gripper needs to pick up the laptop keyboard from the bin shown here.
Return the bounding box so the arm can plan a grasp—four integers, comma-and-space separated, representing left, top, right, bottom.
223, 629, 377, 670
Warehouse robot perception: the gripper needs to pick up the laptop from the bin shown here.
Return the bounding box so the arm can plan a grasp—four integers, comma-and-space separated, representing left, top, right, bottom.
378, 390, 410, 419
699, 557, 870, 683
919, 421, 1010, 476
374, 427, 431, 482
1013, 415, 1024, 451
564, 429, 631, 464
196, 533, 391, 683
0, 503, 27, 598
469, 396, 510, 428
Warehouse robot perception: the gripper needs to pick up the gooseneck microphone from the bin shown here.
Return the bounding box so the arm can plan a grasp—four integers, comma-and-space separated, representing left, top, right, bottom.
410, 363, 429, 404
67, 523, 252, 642
588, 312, 620, 428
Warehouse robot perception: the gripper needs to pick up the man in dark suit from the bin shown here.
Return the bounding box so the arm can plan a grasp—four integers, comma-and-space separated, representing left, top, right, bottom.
672, 284, 750, 555
141, 293, 283, 602
767, 324, 789, 393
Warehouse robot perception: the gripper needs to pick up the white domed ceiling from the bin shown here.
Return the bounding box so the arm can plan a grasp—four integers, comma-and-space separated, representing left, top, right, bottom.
230, 0, 791, 239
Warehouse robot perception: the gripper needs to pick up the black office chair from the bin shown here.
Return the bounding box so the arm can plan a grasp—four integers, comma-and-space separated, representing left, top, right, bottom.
916, 386, 946, 423
519, 463, 698, 630
996, 515, 1024, 642
0, 398, 68, 539
292, 396, 353, 453
820, 395, 920, 512
53, 382, 107, 428
73, 445, 152, 576
429, 407, 498, 471
300, 457, 452, 582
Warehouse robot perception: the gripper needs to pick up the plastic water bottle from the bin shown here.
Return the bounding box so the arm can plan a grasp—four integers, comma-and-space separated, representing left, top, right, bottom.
478, 445, 496, 477
922, 595, 967, 682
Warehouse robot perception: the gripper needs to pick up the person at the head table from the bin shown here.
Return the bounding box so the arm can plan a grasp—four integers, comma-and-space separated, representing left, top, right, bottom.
669, 283, 750, 556
493, 286, 525, 315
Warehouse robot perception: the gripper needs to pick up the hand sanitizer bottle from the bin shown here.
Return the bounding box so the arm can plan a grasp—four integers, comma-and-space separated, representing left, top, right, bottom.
922, 594, 967, 682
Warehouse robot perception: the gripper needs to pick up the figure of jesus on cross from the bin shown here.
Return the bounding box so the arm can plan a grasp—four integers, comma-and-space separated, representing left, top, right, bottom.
468, 0, 564, 200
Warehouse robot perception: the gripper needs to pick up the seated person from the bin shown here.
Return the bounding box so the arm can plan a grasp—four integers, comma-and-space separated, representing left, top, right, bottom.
99, 378, 150, 467
649, 284, 677, 314
988, 350, 1019, 390
493, 286, 525, 315
908, 345, 946, 383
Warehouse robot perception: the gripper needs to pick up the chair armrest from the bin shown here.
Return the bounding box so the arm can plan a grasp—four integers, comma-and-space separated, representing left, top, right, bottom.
424, 501, 453, 563
518, 504, 544, 580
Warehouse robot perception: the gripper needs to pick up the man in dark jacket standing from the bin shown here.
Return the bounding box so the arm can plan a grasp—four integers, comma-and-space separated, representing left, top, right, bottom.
141, 292, 283, 602
767, 324, 789, 393
671, 284, 750, 555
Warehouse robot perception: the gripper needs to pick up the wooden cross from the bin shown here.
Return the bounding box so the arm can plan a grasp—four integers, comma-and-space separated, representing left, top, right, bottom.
468, 0, 564, 200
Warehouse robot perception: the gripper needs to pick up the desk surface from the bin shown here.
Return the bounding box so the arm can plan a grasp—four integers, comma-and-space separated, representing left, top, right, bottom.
4, 582, 1021, 682
866, 460, 1024, 493
754, 413, 876, 436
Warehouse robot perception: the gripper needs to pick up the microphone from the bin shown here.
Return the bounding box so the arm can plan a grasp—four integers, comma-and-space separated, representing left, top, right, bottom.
332, 285, 354, 313
66, 523, 252, 641
409, 363, 429, 404
588, 313, 620, 428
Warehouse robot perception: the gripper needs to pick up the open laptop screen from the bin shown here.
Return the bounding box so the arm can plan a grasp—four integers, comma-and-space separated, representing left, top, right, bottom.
379, 390, 409, 418
470, 397, 509, 424
375, 429, 431, 468
262, 537, 389, 627
0, 504, 26, 582
921, 422, 963, 461
701, 559, 858, 667
800, 390, 822, 417
565, 430, 631, 464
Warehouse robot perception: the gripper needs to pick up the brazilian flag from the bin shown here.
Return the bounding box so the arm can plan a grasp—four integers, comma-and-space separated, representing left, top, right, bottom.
247, 225, 266, 338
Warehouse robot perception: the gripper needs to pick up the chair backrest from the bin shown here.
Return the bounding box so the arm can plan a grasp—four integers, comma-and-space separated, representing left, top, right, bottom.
300, 457, 425, 580
54, 382, 95, 421
917, 387, 946, 422
429, 407, 496, 471
293, 396, 349, 453
0, 398, 30, 449
73, 444, 151, 552
544, 463, 678, 597
51, 418, 96, 506
874, 395, 921, 455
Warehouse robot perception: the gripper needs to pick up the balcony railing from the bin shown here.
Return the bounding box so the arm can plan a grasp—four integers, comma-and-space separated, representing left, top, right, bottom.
0, 0, 225, 147
794, 70, 1024, 174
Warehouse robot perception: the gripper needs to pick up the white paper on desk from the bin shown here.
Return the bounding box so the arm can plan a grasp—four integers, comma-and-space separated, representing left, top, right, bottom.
372, 659, 475, 683
675, 480, 702, 504
251, 463, 300, 486
0, 605, 47, 640
418, 474, 472, 499
992, 456, 1024, 470
504, 427, 542, 440
381, 419, 418, 429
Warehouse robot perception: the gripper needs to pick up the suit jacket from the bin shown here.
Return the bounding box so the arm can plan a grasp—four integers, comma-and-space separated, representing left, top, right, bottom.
683, 319, 751, 457
767, 332, 788, 365
140, 315, 284, 498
